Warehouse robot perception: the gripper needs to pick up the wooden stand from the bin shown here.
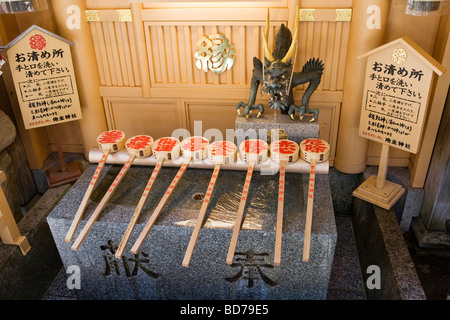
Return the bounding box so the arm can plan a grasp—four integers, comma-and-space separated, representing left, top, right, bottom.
353, 143, 405, 210
45, 125, 82, 188
0, 171, 30, 255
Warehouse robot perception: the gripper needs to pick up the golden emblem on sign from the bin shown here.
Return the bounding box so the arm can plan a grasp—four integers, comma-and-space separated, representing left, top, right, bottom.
392, 48, 407, 64
194, 34, 235, 75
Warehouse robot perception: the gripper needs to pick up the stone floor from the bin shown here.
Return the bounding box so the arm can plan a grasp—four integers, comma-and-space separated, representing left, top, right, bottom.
403, 230, 450, 300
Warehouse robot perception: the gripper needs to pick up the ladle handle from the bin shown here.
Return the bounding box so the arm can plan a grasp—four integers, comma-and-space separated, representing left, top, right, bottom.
65, 149, 110, 242
182, 164, 221, 267
302, 158, 316, 262
226, 162, 255, 264
274, 159, 286, 265
72, 154, 136, 251
131, 156, 192, 254
115, 157, 165, 259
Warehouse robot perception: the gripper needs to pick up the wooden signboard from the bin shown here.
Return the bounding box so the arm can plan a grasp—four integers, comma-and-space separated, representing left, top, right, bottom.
1, 25, 84, 187
2, 25, 82, 129
353, 36, 445, 209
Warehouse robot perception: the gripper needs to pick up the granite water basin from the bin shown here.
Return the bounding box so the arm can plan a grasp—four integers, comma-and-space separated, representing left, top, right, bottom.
48, 162, 335, 300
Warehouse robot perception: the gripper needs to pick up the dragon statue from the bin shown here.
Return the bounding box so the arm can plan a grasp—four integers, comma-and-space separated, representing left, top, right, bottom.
236, 9, 324, 122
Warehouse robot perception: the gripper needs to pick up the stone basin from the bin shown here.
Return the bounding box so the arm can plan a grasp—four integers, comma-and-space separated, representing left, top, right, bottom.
47, 162, 336, 300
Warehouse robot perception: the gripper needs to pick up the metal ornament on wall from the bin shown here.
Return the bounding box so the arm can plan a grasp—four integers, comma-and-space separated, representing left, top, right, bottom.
194, 34, 235, 75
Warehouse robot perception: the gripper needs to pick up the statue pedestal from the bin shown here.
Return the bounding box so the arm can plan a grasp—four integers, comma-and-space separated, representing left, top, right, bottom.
234, 114, 319, 145
48, 161, 336, 300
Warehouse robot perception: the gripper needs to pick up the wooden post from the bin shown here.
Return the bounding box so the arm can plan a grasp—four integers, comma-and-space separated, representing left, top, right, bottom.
131, 3, 152, 98
45, 124, 82, 188
353, 143, 405, 210
53, 124, 67, 172
334, 0, 392, 174
0, 171, 30, 255
376, 143, 389, 189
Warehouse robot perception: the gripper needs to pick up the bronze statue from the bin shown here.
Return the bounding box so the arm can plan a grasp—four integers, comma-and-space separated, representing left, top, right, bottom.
236, 9, 324, 122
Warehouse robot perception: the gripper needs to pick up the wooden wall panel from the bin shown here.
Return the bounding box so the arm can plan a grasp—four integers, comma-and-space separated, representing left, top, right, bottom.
142, 9, 350, 90
86, 6, 351, 92
89, 21, 141, 87
90, 4, 352, 169
144, 23, 284, 87
103, 99, 180, 139
296, 21, 349, 91
185, 101, 239, 142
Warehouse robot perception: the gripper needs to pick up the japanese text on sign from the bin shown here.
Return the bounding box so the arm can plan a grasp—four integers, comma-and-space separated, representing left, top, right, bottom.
6, 27, 82, 129
358, 42, 436, 154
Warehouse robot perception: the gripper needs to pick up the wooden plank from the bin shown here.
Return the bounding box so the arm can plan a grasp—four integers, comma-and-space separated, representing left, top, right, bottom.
177, 26, 187, 84
89, 22, 106, 85
115, 21, 129, 86
146, 25, 158, 84
239, 25, 246, 85
410, 32, 450, 187
336, 21, 350, 90
0, 184, 30, 255
94, 22, 112, 86
183, 25, 194, 85
211, 25, 219, 85
102, 22, 118, 86
198, 26, 206, 85
317, 22, 328, 91
156, 25, 168, 84
225, 26, 233, 85
323, 21, 335, 90
298, 22, 308, 90
329, 21, 342, 91
131, 3, 151, 97
127, 22, 140, 86
119, 22, 134, 86
107, 21, 123, 86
